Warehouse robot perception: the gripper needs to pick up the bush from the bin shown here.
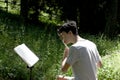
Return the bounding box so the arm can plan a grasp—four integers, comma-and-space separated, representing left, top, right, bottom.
98, 53, 120, 80
0, 11, 120, 80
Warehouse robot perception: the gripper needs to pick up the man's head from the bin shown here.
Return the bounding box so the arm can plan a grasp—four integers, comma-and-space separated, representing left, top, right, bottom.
57, 21, 78, 44
57, 21, 78, 36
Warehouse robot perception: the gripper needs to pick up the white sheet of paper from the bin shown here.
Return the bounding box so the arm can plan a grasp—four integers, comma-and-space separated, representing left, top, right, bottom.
14, 43, 39, 67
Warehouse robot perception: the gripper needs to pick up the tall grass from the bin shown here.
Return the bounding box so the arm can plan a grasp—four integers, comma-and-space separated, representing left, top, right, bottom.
0, 11, 120, 80
82, 34, 120, 56
0, 11, 64, 80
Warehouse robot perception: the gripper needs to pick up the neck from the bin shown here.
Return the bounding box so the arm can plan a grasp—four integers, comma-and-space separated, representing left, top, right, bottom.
72, 35, 83, 43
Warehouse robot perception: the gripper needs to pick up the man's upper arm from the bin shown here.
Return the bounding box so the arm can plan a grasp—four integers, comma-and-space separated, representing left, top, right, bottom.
61, 46, 78, 72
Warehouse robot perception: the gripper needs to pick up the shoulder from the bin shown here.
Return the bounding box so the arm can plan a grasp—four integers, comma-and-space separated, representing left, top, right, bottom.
69, 46, 77, 51
69, 45, 80, 54
86, 39, 97, 46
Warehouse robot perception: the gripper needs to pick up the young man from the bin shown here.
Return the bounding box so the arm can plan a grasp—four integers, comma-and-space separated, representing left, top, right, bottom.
57, 21, 102, 80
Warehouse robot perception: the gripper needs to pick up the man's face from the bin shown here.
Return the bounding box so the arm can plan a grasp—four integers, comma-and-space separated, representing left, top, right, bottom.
59, 31, 70, 44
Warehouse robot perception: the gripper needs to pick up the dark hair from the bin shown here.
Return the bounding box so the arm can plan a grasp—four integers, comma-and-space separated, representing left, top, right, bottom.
57, 21, 78, 35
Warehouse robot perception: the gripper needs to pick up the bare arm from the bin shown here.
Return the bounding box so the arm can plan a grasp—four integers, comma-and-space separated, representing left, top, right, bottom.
61, 44, 70, 72
61, 57, 70, 72
62, 46, 69, 61
97, 61, 102, 68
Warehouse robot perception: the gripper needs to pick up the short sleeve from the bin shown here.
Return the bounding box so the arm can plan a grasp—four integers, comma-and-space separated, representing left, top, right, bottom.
66, 46, 79, 65
95, 46, 102, 63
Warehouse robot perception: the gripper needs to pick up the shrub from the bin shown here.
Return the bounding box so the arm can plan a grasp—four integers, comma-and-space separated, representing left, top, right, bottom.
98, 53, 120, 80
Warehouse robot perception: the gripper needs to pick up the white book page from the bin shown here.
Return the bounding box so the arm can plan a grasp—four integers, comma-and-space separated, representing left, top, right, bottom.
14, 43, 39, 67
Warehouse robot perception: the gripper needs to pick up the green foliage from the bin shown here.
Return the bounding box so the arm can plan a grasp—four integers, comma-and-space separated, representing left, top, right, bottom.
0, 0, 20, 14
39, 9, 62, 26
0, 12, 64, 80
0, 11, 120, 80
82, 33, 120, 56
98, 53, 120, 80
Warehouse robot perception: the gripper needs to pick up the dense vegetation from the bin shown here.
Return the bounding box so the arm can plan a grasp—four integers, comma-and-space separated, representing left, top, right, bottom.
0, 1, 120, 80
0, 0, 120, 36
0, 10, 120, 80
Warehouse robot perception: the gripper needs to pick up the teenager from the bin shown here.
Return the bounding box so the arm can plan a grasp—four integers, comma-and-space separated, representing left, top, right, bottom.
57, 21, 102, 80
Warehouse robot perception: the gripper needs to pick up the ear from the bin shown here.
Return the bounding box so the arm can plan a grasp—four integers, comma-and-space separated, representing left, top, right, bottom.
68, 31, 72, 35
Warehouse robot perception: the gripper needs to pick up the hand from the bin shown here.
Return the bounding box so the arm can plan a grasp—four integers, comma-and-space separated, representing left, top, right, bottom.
56, 75, 67, 80
57, 77, 67, 80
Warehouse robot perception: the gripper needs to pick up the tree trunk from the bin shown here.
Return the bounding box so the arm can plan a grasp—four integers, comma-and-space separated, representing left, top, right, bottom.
117, 0, 120, 33
20, 0, 29, 23
105, 0, 118, 38
79, 0, 98, 34
61, 0, 78, 21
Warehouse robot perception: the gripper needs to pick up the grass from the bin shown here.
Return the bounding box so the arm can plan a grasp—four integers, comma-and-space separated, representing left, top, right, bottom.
0, 11, 63, 80
0, 10, 120, 80
98, 53, 120, 80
